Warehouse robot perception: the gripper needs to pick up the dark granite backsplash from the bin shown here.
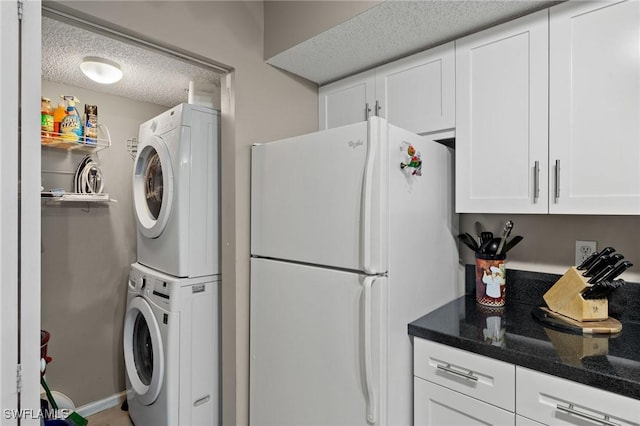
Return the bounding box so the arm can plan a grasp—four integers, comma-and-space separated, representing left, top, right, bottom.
465, 265, 640, 323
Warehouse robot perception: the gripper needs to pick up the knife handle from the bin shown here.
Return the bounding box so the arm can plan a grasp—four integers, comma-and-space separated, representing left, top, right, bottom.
577, 246, 616, 270
606, 253, 624, 265
602, 261, 633, 282
587, 265, 614, 284
582, 255, 609, 277
599, 246, 616, 257
577, 252, 599, 270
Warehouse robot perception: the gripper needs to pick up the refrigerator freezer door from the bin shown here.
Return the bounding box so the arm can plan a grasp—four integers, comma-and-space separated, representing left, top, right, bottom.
386, 124, 459, 424
250, 258, 386, 426
251, 118, 388, 274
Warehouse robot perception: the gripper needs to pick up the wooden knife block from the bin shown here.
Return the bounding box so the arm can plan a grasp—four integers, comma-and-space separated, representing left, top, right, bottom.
543, 267, 608, 322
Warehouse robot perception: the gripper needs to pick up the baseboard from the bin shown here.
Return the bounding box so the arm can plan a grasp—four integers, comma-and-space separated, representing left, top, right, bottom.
75, 391, 126, 417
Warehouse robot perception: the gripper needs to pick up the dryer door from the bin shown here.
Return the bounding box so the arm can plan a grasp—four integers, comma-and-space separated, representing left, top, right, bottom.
123, 296, 164, 405
133, 135, 174, 238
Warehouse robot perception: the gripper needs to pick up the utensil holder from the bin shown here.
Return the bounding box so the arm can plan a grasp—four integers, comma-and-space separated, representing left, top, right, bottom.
475, 253, 506, 307
543, 267, 608, 322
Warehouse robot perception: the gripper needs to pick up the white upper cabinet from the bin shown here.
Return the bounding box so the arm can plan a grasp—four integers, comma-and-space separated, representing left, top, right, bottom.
455, 10, 549, 214
375, 42, 455, 135
319, 70, 376, 130
319, 43, 455, 135
456, 1, 640, 215
549, 0, 640, 214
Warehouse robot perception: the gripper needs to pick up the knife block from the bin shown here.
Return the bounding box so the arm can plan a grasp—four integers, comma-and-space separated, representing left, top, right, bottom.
543, 267, 608, 322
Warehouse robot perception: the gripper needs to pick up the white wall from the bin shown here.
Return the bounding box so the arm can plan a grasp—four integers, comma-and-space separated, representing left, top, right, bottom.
263, 0, 381, 59
460, 214, 640, 284
41, 80, 167, 404
51, 1, 319, 424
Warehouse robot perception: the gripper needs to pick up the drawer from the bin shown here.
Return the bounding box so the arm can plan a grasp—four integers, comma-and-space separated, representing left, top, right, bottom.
414, 338, 516, 411
516, 367, 640, 426
415, 377, 515, 426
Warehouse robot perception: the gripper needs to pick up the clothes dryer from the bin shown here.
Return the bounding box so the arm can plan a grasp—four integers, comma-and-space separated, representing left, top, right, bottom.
134, 103, 220, 277
124, 262, 219, 426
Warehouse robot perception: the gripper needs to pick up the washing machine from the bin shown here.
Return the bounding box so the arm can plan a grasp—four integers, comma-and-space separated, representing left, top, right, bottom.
133, 103, 220, 278
124, 262, 219, 426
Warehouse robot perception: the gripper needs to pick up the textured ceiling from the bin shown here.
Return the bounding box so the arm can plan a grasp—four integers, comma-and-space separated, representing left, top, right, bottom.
42, 16, 223, 108
268, 0, 562, 85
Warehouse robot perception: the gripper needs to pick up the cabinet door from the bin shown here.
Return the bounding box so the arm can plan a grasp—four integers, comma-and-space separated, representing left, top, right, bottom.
456, 10, 549, 213
515, 415, 544, 426
415, 377, 515, 426
376, 42, 455, 135
516, 367, 640, 426
549, 0, 640, 214
319, 70, 375, 130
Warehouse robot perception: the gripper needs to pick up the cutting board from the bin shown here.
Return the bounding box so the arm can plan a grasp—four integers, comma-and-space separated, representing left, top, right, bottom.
532, 307, 622, 334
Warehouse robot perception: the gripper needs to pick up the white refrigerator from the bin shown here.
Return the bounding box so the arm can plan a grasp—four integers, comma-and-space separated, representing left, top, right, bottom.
250, 117, 459, 425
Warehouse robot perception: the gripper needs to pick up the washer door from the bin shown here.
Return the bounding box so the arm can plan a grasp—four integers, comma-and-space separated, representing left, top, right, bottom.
133, 135, 174, 239
123, 296, 164, 405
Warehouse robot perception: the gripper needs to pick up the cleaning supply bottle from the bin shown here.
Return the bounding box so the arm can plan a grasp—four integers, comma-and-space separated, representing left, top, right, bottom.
40, 97, 53, 143
84, 104, 98, 145
53, 102, 67, 138
59, 95, 83, 142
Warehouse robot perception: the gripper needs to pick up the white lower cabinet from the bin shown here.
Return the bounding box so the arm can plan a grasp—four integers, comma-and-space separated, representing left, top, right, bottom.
414, 338, 640, 426
516, 367, 640, 426
516, 415, 544, 426
415, 377, 515, 426
414, 339, 515, 425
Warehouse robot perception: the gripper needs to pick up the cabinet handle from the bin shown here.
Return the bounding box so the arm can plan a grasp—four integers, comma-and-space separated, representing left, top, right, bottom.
533, 160, 540, 202
556, 403, 620, 426
436, 363, 478, 381
365, 103, 372, 121
375, 100, 382, 117
554, 159, 560, 202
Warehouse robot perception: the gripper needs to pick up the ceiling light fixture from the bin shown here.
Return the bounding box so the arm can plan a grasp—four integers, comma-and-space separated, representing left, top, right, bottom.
80, 57, 123, 84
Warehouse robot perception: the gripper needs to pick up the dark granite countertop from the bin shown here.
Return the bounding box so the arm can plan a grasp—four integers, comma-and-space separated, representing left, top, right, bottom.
408, 267, 640, 401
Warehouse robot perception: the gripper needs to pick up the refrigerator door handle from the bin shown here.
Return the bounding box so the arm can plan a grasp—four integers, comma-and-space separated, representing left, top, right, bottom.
361, 120, 378, 274
363, 275, 377, 424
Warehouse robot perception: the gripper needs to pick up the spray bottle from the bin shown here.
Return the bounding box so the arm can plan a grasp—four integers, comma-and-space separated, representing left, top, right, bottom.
84, 104, 98, 145
53, 102, 67, 137
59, 95, 83, 142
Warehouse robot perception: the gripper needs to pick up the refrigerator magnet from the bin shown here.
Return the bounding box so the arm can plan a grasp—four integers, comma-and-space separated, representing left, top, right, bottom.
400, 142, 422, 176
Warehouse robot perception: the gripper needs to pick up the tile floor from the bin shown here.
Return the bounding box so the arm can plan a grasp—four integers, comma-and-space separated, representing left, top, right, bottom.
86, 405, 133, 426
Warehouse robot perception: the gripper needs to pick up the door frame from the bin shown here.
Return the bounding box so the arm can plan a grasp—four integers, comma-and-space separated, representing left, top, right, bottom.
20, 0, 42, 424
1, 0, 41, 424
0, 0, 22, 422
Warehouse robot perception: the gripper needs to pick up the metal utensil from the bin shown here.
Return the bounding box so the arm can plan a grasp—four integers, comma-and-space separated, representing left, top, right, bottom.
475, 221, 484, 246
496, 220, 514, 255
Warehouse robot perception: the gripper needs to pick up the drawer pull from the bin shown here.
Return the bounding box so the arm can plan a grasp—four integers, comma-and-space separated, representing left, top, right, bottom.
436, 363, 478, 382
533, 160, 540, 202
556, 403, 620, 426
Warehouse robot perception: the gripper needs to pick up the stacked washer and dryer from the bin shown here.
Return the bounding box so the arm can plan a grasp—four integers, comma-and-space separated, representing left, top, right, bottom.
123, 104, 221, 426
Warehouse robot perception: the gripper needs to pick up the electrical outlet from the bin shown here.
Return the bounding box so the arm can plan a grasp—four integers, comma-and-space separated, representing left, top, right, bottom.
575, 240, 597, 266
